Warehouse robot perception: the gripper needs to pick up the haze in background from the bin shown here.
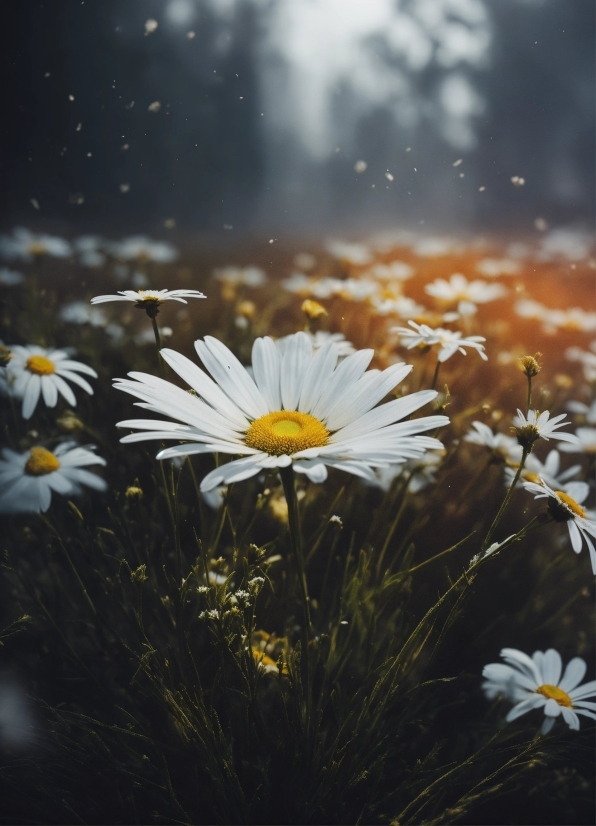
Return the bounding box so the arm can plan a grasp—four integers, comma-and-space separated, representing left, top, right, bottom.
1, 0, 594, 238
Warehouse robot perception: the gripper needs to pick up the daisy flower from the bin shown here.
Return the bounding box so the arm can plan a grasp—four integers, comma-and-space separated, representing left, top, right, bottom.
475, 258, 520, 278
114, 332, 449, 491
393, 321, 488, 363
276, 331, 355, 358
0, 227, 71, 262
566, 343, 596, 383
107, 236, 177, 264
513, 409, 579, 451
324, 239, 372, 265
464, 422, 523, 464
372, 295, 425, 318
365, 261, 414, 282
0, 442, 107, 514
213, 266, 267, 288
90, 289, 206, 308
73, 235, 107, 268
5, 345, 97, 420
504, 449, 581, 489
483, 647, 596, 734
523, 479, 596, 573
567, 399, 596, 425
559, 426, 596, 455
425, 273, 507, 315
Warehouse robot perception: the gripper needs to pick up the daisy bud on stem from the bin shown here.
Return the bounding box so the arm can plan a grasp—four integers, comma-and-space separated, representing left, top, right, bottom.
301, 299, 327, 332
518, 352, 542, 412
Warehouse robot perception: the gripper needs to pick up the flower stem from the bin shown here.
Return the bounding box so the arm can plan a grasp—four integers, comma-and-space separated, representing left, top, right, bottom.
526, 374, 532, 413
279, 464, 312, 722
480, 447, 529, 553
280, 465, 312, 636
430, 356, 441, 390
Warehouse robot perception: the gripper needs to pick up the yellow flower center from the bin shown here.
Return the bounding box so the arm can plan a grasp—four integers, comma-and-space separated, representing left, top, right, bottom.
523, 472, 542, 484
25, 447, 61, 476
26, 355, 55, 375
28, 241, 47, 256
536, 684, 573, 708
245, 410, 329, 456
137, 291, 160, 302
555, 491, 586, 519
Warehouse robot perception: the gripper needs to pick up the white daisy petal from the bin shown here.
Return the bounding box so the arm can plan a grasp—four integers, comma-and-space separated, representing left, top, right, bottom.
196, 337, 268, 419
280, 331, 312, 411
506, 695, 545, 721
542, 649, 563, 686
41, 374, 58, 407
559, 658, 587, 693
252, 336, 282, 411
22, 375, 41, 419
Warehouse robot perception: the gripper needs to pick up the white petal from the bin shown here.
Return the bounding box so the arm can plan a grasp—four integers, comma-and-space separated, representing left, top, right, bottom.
506, 694, 545, 721
543, 698, 562, 717
292, 460, 328, 483
558, 658, 587, 693
56, 369, 94, 395
326, 362, 412, 431
52, 374, 77, 406
57, 360, 97, 377
567, 520, 583, 553
311, 348, 374, 420
196, 336, 268, 419
41, 375, 58, 407
280, 332, 312, 411
542, 649, 562, 686
330, 389, 436, 442
199, 455, 267, 491
22, 375, 41, 419
298, 342, 338, 413
569, 680, 596, 701
541, 717, 556, 735
61, 468, 107, 491
251, 337, 281, 411
160, 348, 248, 427
46, 471, 74, 494
37, 480, 52, 512
564, 481, 589, 505
560, 707, 580, 729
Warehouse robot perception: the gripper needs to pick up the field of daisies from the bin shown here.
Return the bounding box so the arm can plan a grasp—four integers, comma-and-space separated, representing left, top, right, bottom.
0, 225, 594, 824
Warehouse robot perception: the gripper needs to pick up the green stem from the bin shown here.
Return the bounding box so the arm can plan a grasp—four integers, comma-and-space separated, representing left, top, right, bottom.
280, 465, 312, 635
279, 464, 312, 727
526, 375, 532, 413
480, 448, 529, 553
430, 356, 441, 390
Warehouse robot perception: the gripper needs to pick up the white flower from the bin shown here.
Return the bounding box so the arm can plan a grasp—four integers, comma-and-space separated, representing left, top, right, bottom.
0, 442, 106, 514
559, 426, 596, 455
107, 236, 177, 263
513, 409, 579, 446
464, 422, 522, 463
0, 227, 71, 262
60, 301, 107, 327
364, 261, 414, 282
90, 289, 206, 306
275, 331, 355, 359
523, 479, 596, 573
393, 320, 488, 362
504, 449, 581, 489
471, 535, 516, 565
566, 343, 596, 382
567, 399, 596, 425
281, 273, 315, 295
371, 295, 425, 318
73, 235, 106, 268
325, 239, 372, 265
475, 258, 520, 278
213, 266, 267, 288
115, 332, 449, 491
4, 345, 97, 420
483, 647, 596, 734
425, 273, 507, 312
0, 268, 24, 286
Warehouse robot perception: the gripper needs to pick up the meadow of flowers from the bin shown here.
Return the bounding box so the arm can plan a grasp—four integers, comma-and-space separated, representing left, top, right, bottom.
0, 226, 594, 824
